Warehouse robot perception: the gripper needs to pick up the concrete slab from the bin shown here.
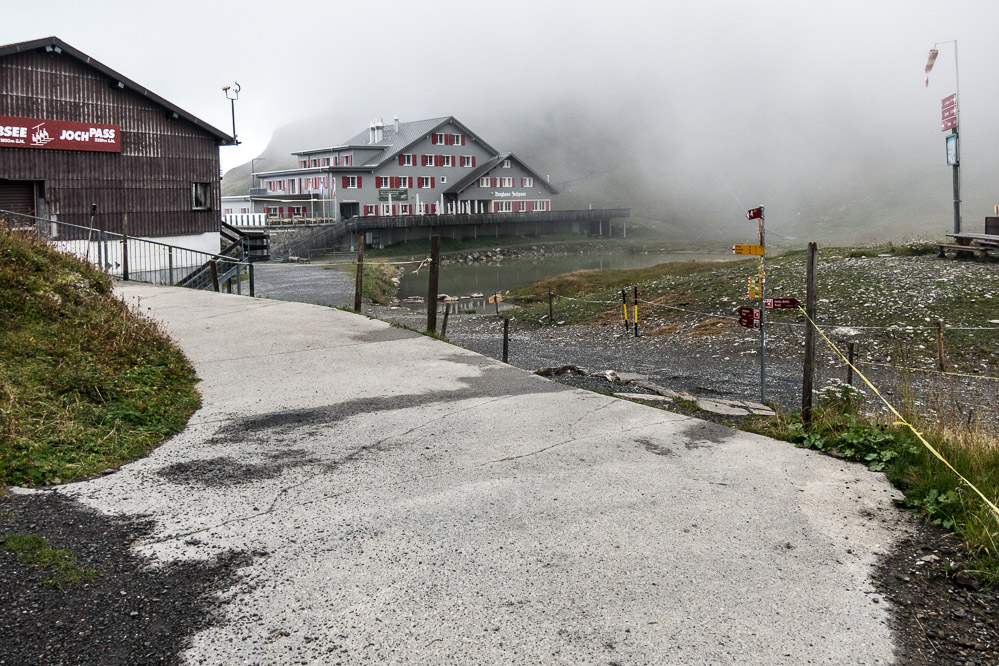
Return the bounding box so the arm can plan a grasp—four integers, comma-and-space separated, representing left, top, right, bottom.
59, 284, 907, 664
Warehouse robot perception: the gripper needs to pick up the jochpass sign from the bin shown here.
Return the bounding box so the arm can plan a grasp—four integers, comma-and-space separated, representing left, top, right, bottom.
0, 115, 121, 153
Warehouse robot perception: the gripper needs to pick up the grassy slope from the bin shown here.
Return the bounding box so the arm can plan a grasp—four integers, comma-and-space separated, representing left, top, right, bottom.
0, 228, 200, 488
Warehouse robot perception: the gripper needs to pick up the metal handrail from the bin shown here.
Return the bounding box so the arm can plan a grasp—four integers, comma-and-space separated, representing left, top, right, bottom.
1, 209, 254, 296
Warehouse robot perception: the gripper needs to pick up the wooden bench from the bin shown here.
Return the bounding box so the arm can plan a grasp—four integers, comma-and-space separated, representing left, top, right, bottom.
937, 243, 992, 259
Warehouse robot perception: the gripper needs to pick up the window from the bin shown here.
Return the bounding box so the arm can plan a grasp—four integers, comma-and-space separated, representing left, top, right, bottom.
342, 155, 352, 166
400, 204, 412, 214
441, 155, 453, 167
418, 176, 435, 189
240, 207, 249, 214
440, 176, 447, 184
501, 177, 513, 188
266, 207, 279, 218
344, 176, 358, 189
323, 157, 331, 166
292, 206, 304, 218
479, 177, 492, 188
453, 134, 462, 145
378, 176, 388, 188
401, 153, 414, 166
364, 205, 376, 216
434, 133, 445, 144
502, 159, 512, 168
534, 200, 549, 211
522, 177, 534, 187
288, 180, 297, 194
381, 203, 392, 216
191, 182, 210, 210
299, 160, 308, 168
461, 155, 475, 167
494, 200, 512, 213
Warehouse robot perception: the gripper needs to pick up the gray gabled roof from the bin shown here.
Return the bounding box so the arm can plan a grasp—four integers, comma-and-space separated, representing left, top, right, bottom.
293, 116, 501, 169
0, 36, 234, 144
447, 153, 559, 195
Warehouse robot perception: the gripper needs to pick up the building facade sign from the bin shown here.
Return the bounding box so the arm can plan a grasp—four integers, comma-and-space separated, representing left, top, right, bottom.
377, 189, 409, 201
491, 191, 527, 198
0, 115, 121, 153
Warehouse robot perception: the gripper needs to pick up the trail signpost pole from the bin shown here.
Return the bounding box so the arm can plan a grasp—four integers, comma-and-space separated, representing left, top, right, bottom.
742, 206, 766, 404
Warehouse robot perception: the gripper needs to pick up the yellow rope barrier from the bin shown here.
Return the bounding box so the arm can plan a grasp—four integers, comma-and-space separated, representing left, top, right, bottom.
797, 305, 999, 521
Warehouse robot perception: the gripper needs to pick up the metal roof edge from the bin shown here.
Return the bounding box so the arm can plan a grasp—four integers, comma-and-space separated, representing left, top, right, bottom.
0, 36, 235, 144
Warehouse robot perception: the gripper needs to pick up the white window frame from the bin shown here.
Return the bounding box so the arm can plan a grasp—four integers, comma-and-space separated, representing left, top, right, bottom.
452, 133, 462, 144
403, 153, 414, 166
345, 176, 358, 189
191, 182, 210, 210
495, 200, 512, 213
523, 177, 534, 187
400, 203, 412, 214
501, 177, 514, 188
534, 200, 549, 211
479, 177, 491, 187
440, 176, 447, 184
502, 159, 512, 168
441, 155, 453, 167
419, 177, 431, 188
435, 133, 445, 144
461, 155, 472, 167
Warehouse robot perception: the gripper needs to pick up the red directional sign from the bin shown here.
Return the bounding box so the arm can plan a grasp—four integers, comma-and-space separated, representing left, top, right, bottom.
764, 297, 800, 309
941, 93, 958, 132
739, 316, 760, 329
738, 306, 761, 319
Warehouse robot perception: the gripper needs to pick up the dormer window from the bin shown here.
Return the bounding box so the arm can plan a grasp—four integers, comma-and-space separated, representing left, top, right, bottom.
502, 159, 512, 168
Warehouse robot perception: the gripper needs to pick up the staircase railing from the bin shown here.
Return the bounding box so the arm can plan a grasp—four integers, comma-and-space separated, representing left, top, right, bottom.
1, 209, 254, 296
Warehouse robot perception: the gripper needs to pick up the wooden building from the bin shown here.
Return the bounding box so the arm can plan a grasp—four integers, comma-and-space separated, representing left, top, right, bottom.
0, 36, 232, 252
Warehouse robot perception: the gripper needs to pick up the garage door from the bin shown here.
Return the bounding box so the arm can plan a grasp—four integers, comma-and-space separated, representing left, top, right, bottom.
0, 179, 37, 216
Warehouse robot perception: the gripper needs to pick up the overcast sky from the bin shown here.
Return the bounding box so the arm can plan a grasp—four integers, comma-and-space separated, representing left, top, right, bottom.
4, 1, 999, 237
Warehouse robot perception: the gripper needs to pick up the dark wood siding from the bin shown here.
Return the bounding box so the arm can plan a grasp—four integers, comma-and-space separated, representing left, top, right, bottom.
0, 49, 221, 237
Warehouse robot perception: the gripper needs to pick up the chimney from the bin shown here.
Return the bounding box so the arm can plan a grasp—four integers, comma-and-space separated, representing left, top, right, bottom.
373, 117, 385, 143
368, 121, 376, 144
394, 116, 400, 132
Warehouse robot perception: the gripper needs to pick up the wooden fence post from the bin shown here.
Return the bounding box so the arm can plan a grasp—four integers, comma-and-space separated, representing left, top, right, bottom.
847, 342, 856, 386
427, 234, 440, 333
503, 318, 510, 363
937, 319, 947, 372
802, 242, 818, 427
354, 232, 364, 313
209, 260, 220, 292
548, 287, 554, 323
441, 303, 450, 338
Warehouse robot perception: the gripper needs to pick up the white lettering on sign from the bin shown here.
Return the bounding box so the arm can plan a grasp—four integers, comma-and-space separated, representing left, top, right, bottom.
0, 124, 27, 138
491, 191, 528, 198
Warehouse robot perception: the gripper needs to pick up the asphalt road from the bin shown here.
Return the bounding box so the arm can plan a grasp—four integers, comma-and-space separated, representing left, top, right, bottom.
61, 284, 907, 664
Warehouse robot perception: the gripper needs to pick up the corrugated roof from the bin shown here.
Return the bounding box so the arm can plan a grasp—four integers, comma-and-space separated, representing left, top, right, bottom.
292, 116, 502, 170
0, 36, 234, 144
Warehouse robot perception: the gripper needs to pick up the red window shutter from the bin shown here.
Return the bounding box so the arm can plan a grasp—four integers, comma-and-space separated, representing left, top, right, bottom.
399, 155, 405, 166
302, 206, 308, 215
527, 201, 534, 212
357, 176, 363, 188
342, 176, 348, 189
432, 134, 437, 145
472, 156, 476, 167
431, 177, 436, 189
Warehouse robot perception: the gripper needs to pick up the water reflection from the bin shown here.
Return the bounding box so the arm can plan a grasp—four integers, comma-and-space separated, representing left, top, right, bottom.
396, 250, 734, 311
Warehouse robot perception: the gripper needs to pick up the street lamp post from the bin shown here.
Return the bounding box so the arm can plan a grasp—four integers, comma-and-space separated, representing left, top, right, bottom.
222, 82, 240, 145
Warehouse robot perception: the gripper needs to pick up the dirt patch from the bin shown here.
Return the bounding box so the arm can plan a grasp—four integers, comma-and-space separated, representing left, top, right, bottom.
0, 492, 251, 665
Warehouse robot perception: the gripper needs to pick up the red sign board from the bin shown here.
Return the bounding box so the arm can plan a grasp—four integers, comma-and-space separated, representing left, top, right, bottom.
739, 316, 760, 329
765, 298, 799, 309
737, 306, 761, 319
746, 207, 763, 220
0, 115, 121, 153
941, 94, 957, 109
942, 116, 958, 132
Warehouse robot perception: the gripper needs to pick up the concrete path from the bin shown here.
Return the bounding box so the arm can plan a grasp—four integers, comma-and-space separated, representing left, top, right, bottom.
64, 284, 906, 664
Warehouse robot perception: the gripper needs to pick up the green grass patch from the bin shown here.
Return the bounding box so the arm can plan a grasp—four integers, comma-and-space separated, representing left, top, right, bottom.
326, 261, 398, 305
2, 533, 99, 591
0, 225, 201, 487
